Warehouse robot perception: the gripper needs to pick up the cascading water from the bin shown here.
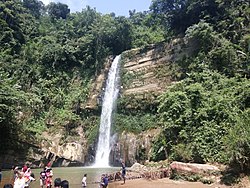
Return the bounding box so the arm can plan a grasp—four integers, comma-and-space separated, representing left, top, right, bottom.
94, 55, 121, 167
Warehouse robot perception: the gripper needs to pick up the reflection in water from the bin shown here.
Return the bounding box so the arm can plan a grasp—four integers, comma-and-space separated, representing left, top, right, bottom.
2, 167, 119, 188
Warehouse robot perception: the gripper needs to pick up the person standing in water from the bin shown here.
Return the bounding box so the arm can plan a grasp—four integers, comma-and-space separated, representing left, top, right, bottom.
81, 174, 87, 188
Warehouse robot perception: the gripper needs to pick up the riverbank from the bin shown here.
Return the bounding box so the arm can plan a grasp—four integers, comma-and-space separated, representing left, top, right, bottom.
109, 178, 231, 188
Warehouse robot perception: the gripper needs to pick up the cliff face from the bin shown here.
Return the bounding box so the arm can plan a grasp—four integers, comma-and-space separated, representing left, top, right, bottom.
84, 56, 113, 109
39, 127, 87, 167
117, 128, 162, 165
121, 38, 195, 95
85, 38, 196, 110
112, 38, 196, 166
0, 127, 87, 168
1, 38, 195, 168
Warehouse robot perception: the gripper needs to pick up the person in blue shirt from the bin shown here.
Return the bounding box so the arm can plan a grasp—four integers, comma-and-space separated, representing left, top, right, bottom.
100, 174, 108, 188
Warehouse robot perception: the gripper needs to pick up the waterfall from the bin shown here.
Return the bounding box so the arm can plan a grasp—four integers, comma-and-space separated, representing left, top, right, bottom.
94, 55, 121, 167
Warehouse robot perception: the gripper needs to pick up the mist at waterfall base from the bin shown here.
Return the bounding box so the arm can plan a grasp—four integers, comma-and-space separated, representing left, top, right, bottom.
93, 55, 121, 168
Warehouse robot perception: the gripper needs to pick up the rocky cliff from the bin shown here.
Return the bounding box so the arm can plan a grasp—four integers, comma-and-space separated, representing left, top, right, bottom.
112, 38, 196, 166
121, 38, 195, 94
0, 38, 196, 168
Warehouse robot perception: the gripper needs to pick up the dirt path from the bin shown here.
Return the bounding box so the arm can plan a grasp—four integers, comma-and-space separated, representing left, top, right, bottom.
109, 178, 231, 188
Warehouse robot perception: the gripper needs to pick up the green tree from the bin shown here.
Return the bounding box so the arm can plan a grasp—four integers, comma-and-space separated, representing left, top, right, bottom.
129, 10, 164, 47
0, 68, 25, 152
23, 0, 45, 19
0, 0, 25, 54
150, 0, 189, 33
47, 2, 70, 19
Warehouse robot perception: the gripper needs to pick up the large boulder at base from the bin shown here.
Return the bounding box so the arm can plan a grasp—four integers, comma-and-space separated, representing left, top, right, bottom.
170, 161, 220, 175
130, 162, 148, 172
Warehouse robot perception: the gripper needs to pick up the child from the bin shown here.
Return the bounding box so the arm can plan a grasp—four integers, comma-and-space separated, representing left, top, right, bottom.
39, 169, 46, 188
81, 174, 87, 188
45, 168, 53, 188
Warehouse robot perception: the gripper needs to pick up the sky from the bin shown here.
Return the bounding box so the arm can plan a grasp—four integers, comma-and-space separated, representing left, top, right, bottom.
41, 0, 152, 17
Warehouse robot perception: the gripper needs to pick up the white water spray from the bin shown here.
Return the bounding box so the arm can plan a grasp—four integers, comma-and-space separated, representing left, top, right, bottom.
94, 55, 121, 167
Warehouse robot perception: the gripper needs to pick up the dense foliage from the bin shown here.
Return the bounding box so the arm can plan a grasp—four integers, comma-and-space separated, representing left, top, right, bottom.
150, 0, 250, 171
157, 71, 249, 164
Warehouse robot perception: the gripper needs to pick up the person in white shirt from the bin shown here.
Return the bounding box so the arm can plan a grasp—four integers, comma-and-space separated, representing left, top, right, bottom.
14, 172, 26, 188
24, 168, 35, 188
81, 174, 87, 188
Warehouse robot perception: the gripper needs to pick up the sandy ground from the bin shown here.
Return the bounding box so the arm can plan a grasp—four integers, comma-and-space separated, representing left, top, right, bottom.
109, 178, 230, 188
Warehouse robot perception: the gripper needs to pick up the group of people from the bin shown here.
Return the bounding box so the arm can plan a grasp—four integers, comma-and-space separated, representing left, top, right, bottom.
1, 161, 127, 188
52, 178, 69, 188
0, 164, 36, 188
39, 166, 53, 188
39, 164, 69, 188
39, 163, 68, 188
81, 161, 126, 188
4, 163, 68, 188
81, 173, 108, 188
12, 165, 35, 188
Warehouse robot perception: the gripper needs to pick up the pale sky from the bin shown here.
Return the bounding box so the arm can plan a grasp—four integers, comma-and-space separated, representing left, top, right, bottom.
41, 0, 152, 16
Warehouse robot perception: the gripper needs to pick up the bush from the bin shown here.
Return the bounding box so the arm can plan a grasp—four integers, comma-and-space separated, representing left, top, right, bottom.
224, 110, 250, 171
157, 69, 250, 165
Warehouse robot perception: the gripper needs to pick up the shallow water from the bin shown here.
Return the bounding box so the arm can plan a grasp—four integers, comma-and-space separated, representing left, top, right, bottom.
2, 167, 119, 188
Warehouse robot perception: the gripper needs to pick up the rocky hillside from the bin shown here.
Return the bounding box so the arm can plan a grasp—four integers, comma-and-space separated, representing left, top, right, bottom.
0, 38, 196, 168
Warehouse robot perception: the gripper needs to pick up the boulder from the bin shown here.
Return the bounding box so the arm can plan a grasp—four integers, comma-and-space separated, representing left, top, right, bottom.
170, 161, 220, 175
